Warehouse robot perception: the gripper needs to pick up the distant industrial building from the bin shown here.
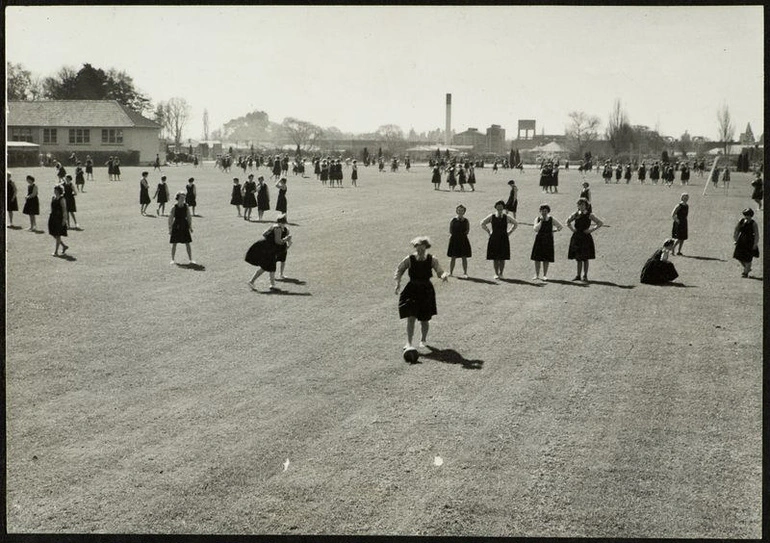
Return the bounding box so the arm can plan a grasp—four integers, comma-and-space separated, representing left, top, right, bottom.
453, 124, 506, 154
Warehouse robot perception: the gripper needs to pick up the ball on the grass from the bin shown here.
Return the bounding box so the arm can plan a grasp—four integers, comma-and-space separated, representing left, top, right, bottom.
403, 347, 419, 363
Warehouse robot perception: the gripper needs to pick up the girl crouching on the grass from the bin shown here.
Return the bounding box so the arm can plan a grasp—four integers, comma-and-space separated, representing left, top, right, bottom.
640, 238, 679, 285
245, 214, 291, 290
395, 236, 448, 351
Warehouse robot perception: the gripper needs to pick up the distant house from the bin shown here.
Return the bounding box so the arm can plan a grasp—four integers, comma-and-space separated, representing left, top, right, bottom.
7, 100, 162, 165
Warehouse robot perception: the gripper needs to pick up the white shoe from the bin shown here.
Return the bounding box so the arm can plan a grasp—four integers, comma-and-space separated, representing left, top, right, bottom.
403, 344, 412, 350
461, 274, 469, 279
418, 341, 427, 348
493, 274, 499, 280
170, 260, 176, 265
532, 276, 540, 281
542, 276, 548, 282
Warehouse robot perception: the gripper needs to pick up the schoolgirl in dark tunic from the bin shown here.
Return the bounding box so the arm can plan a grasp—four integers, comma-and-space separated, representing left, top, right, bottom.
275, 177, 288, 214
447, 204, 472, 278
186, 177, 198, 216
567, 197, 603, 281
272, 155, 282, 180
7, 173, 18, 227
55, 162, 66, 183
431, 166, 441, 190
274, 216, 291, 279
394, 236, 449, 351
320, 160, 329, 186
106, 157, 115, 181
62, 174, 79, 228
671, 193, 689, 255
154, 175, 170, 216
640, 238, 679, 285
113, 158, 122, 181
579, 182, 592, 213
230, 177, 243, 217
551, 163, 559, 193
168, 191, 194, 265
22, 175, 40, 231
447, 165, 457, 191
614, 163, 622, 183
139, 171, 152, 215
650, 162, 660, 184
750, 172, 763, 209
245, 214, 292, 290
351, 160, 358, 187
256, 176, 270, 220
48, 184, 69, 256
481, 200, 518, 280
623, 163, 632, 184
242, 174, 257, 221
602, 161, 613, 184
638, 162, 647, 184
504, 180, 518, 218
531, 204, 564, 281
467, 166, 476, 191
85, 155, 94, 181
457, 166, 467, 191
732, 208, 759, 277
75, 162, 85, 192
680, 162, 690, 185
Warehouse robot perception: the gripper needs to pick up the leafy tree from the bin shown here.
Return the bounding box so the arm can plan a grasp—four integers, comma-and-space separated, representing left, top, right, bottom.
222, 110, 275, 142
282, 117, 323, 153
565, 111, 601, 160
7, 62, 43, 100
42, 63, 150, 112
677, 130, 692, 156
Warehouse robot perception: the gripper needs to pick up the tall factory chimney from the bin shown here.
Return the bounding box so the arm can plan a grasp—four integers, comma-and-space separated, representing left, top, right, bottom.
445, 93, 452, 146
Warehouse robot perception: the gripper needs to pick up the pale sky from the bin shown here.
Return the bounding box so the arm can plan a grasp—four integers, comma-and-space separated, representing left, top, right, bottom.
5, 5, 764, 142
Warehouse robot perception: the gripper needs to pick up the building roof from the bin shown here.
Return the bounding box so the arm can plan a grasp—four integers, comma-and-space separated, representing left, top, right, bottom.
7, 100, 161, 129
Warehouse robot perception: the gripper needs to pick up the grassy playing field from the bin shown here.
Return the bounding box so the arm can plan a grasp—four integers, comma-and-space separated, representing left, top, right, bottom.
5, 161, 762, 537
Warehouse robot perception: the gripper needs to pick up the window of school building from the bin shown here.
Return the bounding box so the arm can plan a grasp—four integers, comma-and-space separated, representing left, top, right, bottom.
10, 127, 34, 143
102, 129, 124, 144
69, 128, 91, 144
43, 128, 58, 144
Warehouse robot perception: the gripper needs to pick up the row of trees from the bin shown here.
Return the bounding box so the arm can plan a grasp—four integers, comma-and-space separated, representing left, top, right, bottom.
566, 99, 741, 160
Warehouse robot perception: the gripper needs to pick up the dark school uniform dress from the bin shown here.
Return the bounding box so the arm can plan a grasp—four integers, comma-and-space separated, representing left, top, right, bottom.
751, 178, 763, 201
256, 183, 270, 211
504, 188, 518, 214
22, 185, 39, 216
7, 180, 18, 212
351, 166, 358, 181
275, 226, 290, 263
75, 166, 85, 186
85, 159, 93, 175
47, 196, 67, 238
467, 170, 476, 186
114, 161, 121, 176
447, 168, 456, 187
672, 202, 688, 240
447, 217, 472, 258
638, 165, 646, 182
733, 218, 759, 263
169, 204, 192, 244
680, 166, 690, 183
568, 212, 596, 260
185, 184, 197, 207
457, 168, 467, 186
245, 225, 282, 272
431, 168, 441, 185
640, 249, 679, 284
398, 254, 438, 322
106, 159, 114, 177
243, 181, 257, 208
276, 186, 287, 213
531, 217, 555, 262
139, 180, 151, 205
156, 183, 169, 204
272, 161, 282, 178
231, 183, 243, 206
486, 214, 511, 260
63, 181, 77, 212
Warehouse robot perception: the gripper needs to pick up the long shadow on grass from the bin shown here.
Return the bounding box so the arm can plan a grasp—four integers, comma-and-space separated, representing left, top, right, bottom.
177, 263, 206, 271
7, 225, 24, 230
585, 279, 635, 289
748, 276, 763, 281
679, 255, 726, 262
419, 345, 484, 370
55, 254, 77, 261
142, 215, 156, 219
257, 288, 311, 296
277, 277, 307, 285
460, 276, 498, 285
544, 279, 588, 287
498, 278, 543, 287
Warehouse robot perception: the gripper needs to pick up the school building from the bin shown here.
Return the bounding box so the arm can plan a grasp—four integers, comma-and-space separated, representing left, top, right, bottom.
6, 100, 162, 166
